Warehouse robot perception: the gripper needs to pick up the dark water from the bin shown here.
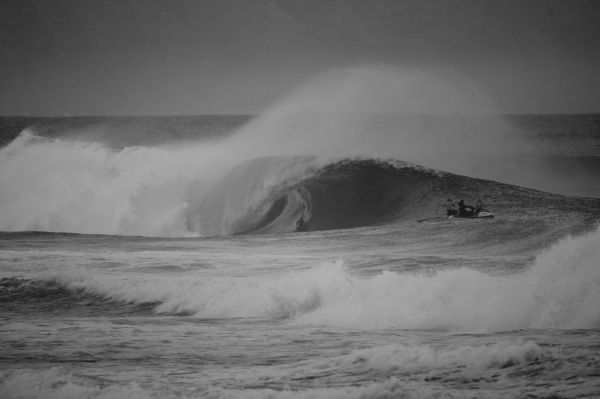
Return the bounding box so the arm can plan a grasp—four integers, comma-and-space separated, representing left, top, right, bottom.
0, 114, 599, 398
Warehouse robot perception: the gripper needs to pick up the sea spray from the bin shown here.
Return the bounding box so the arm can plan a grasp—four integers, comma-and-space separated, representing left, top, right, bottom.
0, 131, 217, 235
0, 132, 321, 236
0, 66, 538, 236
231, 65, 532, 181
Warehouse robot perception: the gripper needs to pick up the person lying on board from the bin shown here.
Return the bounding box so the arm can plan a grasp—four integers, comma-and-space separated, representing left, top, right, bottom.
296, 215, 305, 231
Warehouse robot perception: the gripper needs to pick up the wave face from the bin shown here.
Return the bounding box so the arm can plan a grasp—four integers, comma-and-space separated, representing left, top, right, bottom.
0, 277, 156, 317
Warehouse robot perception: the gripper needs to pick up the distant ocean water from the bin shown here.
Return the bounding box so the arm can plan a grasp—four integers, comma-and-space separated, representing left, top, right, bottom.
1, 112, 599, 398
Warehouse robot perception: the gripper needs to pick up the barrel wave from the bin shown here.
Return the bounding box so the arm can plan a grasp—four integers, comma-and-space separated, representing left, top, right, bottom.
247, 158, 600, 235
1, 131, 599, 238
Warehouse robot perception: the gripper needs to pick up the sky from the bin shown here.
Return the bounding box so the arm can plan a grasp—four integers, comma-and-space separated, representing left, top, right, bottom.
1, 0, 599, 115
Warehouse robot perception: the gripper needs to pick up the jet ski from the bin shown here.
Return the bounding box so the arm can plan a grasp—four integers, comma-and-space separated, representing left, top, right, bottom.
449, 211, 494, 219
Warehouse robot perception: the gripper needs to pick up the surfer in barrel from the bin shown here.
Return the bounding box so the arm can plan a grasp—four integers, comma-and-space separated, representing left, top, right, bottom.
296, 215, 306, 231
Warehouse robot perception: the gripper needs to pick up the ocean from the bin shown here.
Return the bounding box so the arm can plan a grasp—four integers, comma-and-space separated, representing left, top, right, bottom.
1, 110, 599, 398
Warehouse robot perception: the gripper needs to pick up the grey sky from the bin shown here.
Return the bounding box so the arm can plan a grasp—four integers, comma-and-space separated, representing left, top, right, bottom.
1, 0, 599, 115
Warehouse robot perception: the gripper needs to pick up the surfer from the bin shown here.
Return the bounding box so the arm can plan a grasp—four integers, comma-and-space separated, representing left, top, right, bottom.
445, 199, 457, 216
296, 215, 305, 231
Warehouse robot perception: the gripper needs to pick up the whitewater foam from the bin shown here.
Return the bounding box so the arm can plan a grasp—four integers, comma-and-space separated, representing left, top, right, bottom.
0, 342, 552, 399
293, 227, 600, 331
0, 368, 476, 399
0, 131, 324, 236
0, 368, 148, 399
26, 226, 600, 331
0, 131, 203, 235
342, 341, 545, 371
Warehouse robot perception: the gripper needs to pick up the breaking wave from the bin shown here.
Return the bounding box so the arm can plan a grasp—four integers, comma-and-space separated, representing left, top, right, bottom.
1, 131, 598, 237
2, 66, 575, 237
13, 226, 600, 331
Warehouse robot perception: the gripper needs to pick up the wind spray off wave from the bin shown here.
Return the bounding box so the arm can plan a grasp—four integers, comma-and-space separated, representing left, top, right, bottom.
0, 66, 546, 237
